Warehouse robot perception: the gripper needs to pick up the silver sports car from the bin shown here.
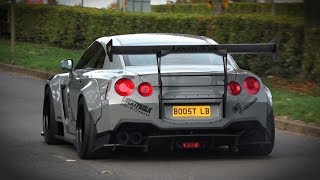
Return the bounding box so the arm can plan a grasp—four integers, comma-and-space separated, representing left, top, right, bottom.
42, 33, 276, 158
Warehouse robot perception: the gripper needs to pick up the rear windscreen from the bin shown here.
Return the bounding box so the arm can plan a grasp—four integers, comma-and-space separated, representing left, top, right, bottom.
124, 54, 224, 66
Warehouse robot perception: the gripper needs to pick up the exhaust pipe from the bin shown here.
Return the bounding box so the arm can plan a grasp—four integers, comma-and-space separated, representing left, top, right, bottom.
116, 131, 129, 145
129, 131, 143, 145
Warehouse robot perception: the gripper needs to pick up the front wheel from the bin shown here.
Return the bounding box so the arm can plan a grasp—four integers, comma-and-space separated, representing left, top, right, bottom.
75, 97, 97, 159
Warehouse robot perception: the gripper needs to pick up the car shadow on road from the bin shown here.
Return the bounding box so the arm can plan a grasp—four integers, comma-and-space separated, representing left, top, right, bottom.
94, 148, 274, 162
41, 141, 274, 162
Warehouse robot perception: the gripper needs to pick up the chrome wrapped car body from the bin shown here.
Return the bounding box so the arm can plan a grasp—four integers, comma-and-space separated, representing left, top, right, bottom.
42, 34, 276, 158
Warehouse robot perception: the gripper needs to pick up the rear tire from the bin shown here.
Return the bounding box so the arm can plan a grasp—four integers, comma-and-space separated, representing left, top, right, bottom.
238, 110, 275, 156
43, 88, 63, 145
75, 97, 97, 159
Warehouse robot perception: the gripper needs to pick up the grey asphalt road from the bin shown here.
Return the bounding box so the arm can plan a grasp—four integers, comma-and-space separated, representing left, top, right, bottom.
0, 70, 319, 180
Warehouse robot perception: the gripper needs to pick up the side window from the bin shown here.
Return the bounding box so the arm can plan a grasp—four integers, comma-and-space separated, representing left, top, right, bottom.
95, 50, 106, 68
75, 42, 106, 70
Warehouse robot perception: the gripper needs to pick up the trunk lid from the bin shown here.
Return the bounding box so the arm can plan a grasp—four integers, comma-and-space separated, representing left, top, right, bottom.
126, 65, 237, 121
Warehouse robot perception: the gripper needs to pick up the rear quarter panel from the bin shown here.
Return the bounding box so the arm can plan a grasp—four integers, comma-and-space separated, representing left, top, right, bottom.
225, 70, 269, 127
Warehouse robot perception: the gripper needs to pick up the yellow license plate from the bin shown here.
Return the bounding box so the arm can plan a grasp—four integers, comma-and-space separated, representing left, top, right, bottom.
172, 106, 211, 118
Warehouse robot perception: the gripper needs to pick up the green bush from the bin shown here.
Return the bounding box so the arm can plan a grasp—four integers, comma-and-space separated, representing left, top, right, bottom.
303, 27, 320, 83
206, 14, 305, 79
152, 3, 209, 14
15, 5, 209, 49
1, 4, 319, 83
152, 3, 304, 17
227, 3, 304, 17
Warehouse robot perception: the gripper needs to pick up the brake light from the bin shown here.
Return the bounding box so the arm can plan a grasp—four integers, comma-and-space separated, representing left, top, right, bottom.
228, 81, 241, 95
182, 142, 200, 149
115, 78, 134, 96
138, 82, 153, 97
244, 77, 260, 95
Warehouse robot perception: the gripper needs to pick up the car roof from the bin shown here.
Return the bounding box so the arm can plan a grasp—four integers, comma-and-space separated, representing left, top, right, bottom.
98, 33, 216, 46
95, 33, 238, 69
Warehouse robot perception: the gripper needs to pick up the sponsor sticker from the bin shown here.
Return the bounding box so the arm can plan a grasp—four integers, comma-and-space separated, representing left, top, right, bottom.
121, 97, 152, 116
232, 97, 258, 114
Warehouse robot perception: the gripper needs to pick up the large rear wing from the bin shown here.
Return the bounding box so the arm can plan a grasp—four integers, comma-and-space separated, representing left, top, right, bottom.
106, 39, 277, 62
106, 39, 277, 119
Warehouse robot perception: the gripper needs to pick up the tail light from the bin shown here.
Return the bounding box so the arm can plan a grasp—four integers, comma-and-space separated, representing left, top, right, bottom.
228, 81, 241, 95
138, 82, 153, 97
244, 77, 260, 95
115, 78, 134, 96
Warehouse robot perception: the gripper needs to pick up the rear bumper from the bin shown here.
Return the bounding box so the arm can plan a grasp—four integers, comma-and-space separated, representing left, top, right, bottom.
94, 133, 239, 153
93, 120, 271, 153
93, 133, 271, 154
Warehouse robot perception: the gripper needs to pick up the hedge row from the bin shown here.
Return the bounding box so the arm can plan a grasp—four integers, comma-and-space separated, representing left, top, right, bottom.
151, 3, 304, 17
4, 4, 319, 83
303, 27, 320, 83
151, 3, 211, 15
15, 5, 210, 49
226, 2, 304, 17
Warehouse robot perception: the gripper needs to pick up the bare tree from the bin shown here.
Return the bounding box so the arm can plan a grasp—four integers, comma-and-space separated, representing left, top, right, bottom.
269, 0, 275, 16
211, 0, 223, 16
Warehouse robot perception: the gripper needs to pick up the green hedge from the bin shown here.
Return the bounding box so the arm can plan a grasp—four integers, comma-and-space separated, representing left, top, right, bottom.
303, 27, 320, 83
151, 3, 211, 15
227, 3, 304, 17
15, 5, 210, 49
152, 3, 304, 17
2, 4, 319, 83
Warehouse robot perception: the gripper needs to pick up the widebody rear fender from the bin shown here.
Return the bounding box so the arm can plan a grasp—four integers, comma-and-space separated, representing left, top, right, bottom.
225, 71, 270, 126
47, 73, 69, 123
47, 73, 104, 125
79, 79, 102, 123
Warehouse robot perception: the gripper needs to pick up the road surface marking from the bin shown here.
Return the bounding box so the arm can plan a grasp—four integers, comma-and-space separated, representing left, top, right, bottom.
52, 154, 77, 162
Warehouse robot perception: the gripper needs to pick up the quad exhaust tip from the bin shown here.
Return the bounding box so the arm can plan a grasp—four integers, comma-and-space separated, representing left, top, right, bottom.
129, 131, 143, 145
116, 131, 129, 145
115, 131, 144, 145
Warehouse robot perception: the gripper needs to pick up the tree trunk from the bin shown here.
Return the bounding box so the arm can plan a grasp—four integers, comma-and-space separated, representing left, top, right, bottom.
304, 0, 320, 27
270, 0, 275, 16
10, 0, 15, 64
48, 0, 55, 6
212, 0, 223, 16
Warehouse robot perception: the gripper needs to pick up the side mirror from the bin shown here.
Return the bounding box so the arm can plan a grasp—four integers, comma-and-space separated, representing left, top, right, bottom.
60, 59, 73, 73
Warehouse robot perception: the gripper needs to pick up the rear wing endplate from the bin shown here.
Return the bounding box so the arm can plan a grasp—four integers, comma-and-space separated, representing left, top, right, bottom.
106, 39, 277, 62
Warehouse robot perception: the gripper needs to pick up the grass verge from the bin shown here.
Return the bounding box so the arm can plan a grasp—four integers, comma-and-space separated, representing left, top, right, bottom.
0, 39, 82, 72
0, 39, 319, 124
268, 85, 320, 124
